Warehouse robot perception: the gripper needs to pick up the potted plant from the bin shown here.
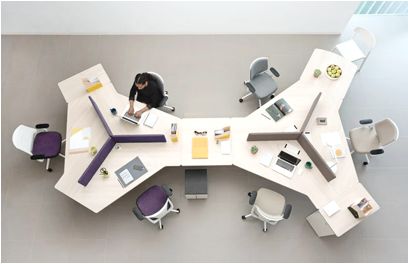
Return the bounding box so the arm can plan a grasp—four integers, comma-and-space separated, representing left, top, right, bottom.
100, 167, 109, 178
250, 145, 258, 155
314, 69, 321, 78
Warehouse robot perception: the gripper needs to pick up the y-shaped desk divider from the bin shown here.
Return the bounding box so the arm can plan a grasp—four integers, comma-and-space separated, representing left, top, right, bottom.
246, 92, 336, 182
77, 96, 167, 187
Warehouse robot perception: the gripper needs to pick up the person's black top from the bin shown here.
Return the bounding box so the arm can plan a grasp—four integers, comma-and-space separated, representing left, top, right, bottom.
129, 74, 164, 109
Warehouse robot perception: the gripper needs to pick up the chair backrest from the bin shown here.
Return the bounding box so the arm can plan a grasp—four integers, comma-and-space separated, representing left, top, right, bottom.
353, 27, 376, 54
12, 124, 38, 155
148, 72, 167, 107
374, 118, 399, 146
148, 71, 165, 94
249, 57, 268, 80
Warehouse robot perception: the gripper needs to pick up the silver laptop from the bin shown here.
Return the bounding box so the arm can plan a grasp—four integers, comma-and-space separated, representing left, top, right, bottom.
121, 110, 140, 125
271, 150, 301, 178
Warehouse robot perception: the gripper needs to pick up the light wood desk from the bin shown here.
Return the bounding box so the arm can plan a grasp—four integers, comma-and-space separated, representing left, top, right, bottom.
56, 49, 379, 236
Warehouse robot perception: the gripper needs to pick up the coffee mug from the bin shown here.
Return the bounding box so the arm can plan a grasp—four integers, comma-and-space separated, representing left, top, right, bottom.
305, 161, 313, 169
110, 108, 117, 115
89, 146, 97, 156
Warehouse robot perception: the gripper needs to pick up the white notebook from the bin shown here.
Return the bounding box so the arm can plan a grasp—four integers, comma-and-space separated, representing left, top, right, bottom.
259, 153, 273, 167
323, 201, 340, 217
144, 112, 159, 128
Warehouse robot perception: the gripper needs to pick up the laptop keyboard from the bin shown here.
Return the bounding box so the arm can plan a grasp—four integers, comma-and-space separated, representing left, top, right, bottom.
276, 159, 295, 172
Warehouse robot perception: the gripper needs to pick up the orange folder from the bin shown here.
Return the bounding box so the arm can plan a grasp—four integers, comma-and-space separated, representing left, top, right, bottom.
192, 137, 208, 159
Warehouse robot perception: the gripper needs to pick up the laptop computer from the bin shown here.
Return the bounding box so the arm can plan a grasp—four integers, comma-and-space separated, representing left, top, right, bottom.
272, 150, 301, 178
121, 109, 140, 125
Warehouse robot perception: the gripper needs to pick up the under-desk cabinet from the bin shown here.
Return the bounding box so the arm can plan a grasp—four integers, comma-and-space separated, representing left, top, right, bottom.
306, 210, 335, 237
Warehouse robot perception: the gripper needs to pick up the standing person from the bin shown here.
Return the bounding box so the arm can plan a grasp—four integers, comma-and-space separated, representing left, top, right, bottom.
128, 72, 164, 118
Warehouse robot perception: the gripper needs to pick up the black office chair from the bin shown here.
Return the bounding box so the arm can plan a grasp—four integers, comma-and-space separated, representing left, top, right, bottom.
148, 72, 176, 112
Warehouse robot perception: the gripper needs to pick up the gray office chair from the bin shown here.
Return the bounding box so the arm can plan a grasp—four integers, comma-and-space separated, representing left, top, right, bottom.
148, 72, 176, 112
241, 188, 292, 232
239, 57, 280, 108
348, 118, 399, 165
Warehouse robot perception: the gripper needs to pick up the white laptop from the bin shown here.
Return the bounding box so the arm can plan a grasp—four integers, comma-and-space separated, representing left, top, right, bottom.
121, 109, 140, 125
271, 147, 301, 178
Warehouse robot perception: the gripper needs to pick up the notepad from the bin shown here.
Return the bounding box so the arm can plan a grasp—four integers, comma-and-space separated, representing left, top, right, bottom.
220, 140, 231, 155
144, 112, 158, 128
259, 153, 273, 167
323, 201, 340, 217
69, 127, 91, 153
192, 137, 208, 159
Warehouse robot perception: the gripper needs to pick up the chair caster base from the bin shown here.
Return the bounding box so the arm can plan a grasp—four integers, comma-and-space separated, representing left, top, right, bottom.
172, 108, 175, 112
263, 228, 267, 232
239, 99, 243, 103
159, 225, 164, 230
47, 168, 53, 172
270, 94, 275, 99
241, 215, 246, 220
363, 161, 368, 166
176, 208, 181, 213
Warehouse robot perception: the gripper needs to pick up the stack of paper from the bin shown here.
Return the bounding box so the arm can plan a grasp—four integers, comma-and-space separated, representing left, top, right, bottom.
220, 140, 231, 155
69, 127, 91, 154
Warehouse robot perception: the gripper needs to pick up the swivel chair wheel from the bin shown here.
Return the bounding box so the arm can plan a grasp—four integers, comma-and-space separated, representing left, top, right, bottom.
239, 99, 243, 103
363, 161, 368, 166
176, 208, 181, 213
172, 108, 175, 112
47, 168, 53, 172
270, 94, 275, 99
263, 228, 267, 232
159, 224, 164, 230
241, 215, 246, 220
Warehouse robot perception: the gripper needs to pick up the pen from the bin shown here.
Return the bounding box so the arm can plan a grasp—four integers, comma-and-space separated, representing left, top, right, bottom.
294, 125, 298, 130
261, 113, 271, 120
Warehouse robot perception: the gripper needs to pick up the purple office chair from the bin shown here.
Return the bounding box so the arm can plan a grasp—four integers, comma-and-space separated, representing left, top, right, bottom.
132, 185, 180, 229
12, 123, 65, 172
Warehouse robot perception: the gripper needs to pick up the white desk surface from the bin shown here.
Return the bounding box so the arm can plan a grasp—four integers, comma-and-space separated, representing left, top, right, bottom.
180, 118, 232, 166
56, 49, 379, 236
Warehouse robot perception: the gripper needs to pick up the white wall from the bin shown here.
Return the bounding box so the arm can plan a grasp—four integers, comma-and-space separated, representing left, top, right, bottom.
1, 1, 359, 35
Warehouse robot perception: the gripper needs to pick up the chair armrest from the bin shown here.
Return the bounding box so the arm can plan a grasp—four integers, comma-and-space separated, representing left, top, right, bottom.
370, 149, 384, 155
283, 204, 292, 219
31, 154, 45, 160
162, 185, 173, 197
248, 191, 257, 205
269, 67, 280, 77
244, 82, 256, 93
35, 123, 49, 129
132, 207, 144, 221
359, 119, 373, 125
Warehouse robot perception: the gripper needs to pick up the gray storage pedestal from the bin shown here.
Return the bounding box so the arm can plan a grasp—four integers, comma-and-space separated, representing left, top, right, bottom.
185, 169, 208, 199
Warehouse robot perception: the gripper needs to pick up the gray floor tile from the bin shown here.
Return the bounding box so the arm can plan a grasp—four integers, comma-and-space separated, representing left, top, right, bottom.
1, 239, 33, 262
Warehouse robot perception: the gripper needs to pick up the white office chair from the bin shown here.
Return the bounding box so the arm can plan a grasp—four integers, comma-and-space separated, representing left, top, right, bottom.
241, 188, 292, 232
148, 71, 176, 112
348, 118, 399, 165
12, 124, 65, 172
333, 27, 376, 72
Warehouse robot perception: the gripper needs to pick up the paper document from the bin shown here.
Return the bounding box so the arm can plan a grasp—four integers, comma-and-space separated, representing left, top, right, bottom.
323, 201, 340, 217
192, 137, 209, 159
119, 169, 134, 185
220, 140, 231, 155
144, 112, 159, 128
321, 132, 341, 146
259, 153, 273, 167
69, 127, 91, 153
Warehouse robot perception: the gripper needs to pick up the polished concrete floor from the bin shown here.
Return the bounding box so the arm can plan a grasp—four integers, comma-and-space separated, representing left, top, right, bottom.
2, 15, 408, 262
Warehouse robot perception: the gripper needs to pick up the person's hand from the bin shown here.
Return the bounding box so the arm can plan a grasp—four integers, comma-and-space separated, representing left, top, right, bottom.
127, 107, 134, 116
134, 110, 143, 118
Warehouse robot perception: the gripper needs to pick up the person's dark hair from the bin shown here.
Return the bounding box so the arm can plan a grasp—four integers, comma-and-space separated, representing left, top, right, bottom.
135, 72, 149, 85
